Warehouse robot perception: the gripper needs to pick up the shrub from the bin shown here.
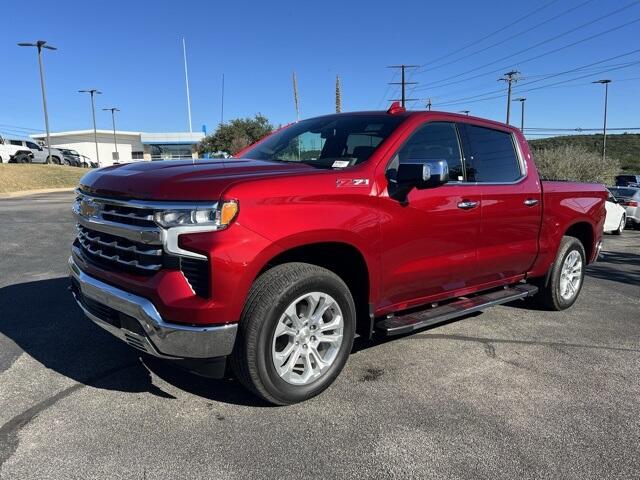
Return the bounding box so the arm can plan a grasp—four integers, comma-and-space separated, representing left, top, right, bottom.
530, 145, 620, 185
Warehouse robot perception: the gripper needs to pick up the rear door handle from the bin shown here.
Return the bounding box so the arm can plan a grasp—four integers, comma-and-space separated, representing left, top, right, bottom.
524, 198, 539, 207
457, 200, 478, 210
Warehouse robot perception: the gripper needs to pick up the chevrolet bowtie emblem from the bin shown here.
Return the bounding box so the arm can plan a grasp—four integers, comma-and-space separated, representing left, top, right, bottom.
79, 198, 101, 218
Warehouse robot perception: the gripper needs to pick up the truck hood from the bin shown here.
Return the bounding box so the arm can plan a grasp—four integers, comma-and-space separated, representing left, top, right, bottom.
79, 158, 317, 201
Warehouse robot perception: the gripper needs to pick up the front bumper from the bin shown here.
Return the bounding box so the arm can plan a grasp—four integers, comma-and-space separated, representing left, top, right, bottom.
68, 256, 237, 359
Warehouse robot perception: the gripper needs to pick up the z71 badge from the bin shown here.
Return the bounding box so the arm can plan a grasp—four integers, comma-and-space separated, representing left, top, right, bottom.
336, 178, 370, 188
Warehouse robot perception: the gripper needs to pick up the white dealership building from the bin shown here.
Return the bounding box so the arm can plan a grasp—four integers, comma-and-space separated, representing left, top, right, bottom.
31, 130, 205, 166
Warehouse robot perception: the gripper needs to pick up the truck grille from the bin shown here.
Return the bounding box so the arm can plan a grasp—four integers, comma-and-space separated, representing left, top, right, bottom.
77, 225, 163, 275
74, 191, 211, 297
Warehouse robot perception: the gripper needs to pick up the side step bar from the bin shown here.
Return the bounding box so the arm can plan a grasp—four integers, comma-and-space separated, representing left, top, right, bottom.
375, 284, 538, 336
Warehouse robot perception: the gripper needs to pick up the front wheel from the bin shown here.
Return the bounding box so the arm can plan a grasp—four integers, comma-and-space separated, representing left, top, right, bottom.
536, 236, 586, 311
231, 262, 356, 405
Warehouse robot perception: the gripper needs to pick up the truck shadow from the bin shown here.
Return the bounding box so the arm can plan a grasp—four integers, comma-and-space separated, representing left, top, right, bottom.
586, 250, 640, 286
0, 278, 266, 407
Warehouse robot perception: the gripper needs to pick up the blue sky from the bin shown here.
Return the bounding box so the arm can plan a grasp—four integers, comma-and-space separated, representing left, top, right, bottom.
1, 0, 639, 138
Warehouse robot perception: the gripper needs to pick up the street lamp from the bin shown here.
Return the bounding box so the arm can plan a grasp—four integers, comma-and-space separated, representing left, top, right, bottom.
102, 107, 120, 162
592, 79, 611, 162
79, 89, 102, 166
17, 40, 57, 164
513, 97, 526, 131
459, 110, 470, 116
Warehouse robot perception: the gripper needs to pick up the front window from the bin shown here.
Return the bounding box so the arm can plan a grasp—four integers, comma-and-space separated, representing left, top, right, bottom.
240, 114, 407, 169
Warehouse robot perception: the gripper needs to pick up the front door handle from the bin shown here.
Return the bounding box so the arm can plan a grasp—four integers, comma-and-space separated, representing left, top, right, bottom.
524, 198, 539, 207
457, 200, 478, 210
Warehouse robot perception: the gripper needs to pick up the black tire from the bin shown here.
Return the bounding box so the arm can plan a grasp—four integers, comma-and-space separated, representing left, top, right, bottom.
536, 236, 586, 311
231, 262, 356, 405
45, 155, 52, 164
62, 158, 71, 166
612, 215, 625, 235
51, 156, 62, 165
15, 153, 30, 164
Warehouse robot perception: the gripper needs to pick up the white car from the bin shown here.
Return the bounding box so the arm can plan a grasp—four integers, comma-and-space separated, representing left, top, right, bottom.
604, 189, 627, 235
0, 136, 31, 163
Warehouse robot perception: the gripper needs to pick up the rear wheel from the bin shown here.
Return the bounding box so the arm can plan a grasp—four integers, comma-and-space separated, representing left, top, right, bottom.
536, 236, 586, 311
613, 215, 625, 235
231, 262, 356, 405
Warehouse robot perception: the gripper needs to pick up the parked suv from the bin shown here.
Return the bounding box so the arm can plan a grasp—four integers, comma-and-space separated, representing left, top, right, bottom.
8, 139, 63, 164
69, 106, 607, 404
615, 174, 640, 187
0, 135, 31, 163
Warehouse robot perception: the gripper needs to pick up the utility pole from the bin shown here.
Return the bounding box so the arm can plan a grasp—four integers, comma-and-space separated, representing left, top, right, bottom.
499, 70, 520, 124
513, 97, 526, 131
292, 71, 300, 121
102, 107, 120, 161
459, 110, 470, 116
387, 64, 418, 107
182, 37, 193, 133
18, 40, 56, 164
335, 74, 342, 113
592, 79, 611, 162
79, 89, 102, 166
426, 98, 432, 111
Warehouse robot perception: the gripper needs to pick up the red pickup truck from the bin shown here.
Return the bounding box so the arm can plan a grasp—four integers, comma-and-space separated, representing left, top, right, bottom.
69, 105, 607, 404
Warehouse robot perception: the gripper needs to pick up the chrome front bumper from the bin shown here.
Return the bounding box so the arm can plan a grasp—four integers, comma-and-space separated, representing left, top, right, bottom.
68, 257, 237, 359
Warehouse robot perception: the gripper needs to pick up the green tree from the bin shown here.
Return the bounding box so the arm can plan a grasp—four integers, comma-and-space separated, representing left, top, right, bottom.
198, 114, 274, 156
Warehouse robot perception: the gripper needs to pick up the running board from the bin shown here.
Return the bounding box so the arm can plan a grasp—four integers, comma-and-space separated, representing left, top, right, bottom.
375, 284, 538, 336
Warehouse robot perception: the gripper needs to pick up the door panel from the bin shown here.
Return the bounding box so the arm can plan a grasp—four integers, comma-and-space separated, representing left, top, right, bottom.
379, 184, 482, 309
458, 123, 542, 283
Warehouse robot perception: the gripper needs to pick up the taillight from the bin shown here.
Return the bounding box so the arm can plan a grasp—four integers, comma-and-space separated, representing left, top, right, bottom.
623, 200, 638, 207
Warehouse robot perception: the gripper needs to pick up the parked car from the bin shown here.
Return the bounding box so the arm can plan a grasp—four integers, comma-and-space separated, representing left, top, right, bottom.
58, 148, 83, 167
603, 189, 627, 235
0, 135, 31, 163
79, 154, 97, 168
608, 186, 640, 229
69, 106, 607, 405
615, 174, 640, 187
7, 139, 64, 164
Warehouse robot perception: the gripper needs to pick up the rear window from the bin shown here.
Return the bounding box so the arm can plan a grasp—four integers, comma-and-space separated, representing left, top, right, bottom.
459, 124, 521, 183
610, 187, 639, 198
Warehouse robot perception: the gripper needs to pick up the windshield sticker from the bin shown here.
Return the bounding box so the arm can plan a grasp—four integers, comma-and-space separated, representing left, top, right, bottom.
332, 160, 350, 168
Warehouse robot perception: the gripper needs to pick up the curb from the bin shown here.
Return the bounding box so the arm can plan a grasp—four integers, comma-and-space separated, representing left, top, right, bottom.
0, 187, 75, 199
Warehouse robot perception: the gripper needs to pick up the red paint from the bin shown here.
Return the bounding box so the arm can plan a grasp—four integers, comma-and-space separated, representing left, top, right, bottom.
78, 111, 607, 325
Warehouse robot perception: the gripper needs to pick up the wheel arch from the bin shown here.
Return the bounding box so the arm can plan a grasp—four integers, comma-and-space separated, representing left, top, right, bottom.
255, 241, 373, 339
564, 221, 595, 262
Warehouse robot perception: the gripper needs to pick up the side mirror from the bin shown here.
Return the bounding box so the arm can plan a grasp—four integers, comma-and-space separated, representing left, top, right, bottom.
388, 159, 449, 203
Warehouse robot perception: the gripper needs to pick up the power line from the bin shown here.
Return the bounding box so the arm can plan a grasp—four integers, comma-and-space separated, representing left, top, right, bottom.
387, 65, 419, 107
429, 51, 640, 106
418, 0, 561, 69
412, 9, 640, 93
431, 57, 640, 108
416, 0, 595, 74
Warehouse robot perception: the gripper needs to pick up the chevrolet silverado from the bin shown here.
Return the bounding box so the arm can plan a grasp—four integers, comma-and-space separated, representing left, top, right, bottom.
69, 105, 607, 404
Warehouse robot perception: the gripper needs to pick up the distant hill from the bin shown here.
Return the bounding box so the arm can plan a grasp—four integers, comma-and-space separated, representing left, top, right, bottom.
528, 133, 640, 173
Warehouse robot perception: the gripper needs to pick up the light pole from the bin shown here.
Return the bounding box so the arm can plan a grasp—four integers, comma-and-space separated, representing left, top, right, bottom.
17, 40, 57, 163
459, 110, 470, 116
79, 89, 102, 166
592, 79, 611, 162
102, 107, 120, 162
513, 97, 526, 131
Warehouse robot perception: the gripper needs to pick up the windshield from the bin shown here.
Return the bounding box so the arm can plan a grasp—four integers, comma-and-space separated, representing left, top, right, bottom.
239, 114, 407, 169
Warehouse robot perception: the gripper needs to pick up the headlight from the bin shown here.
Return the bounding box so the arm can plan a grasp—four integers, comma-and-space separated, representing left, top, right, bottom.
154, 200, 239, 229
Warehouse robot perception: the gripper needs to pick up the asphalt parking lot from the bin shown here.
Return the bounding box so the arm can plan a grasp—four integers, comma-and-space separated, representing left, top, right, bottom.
1, 191, 638, 480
